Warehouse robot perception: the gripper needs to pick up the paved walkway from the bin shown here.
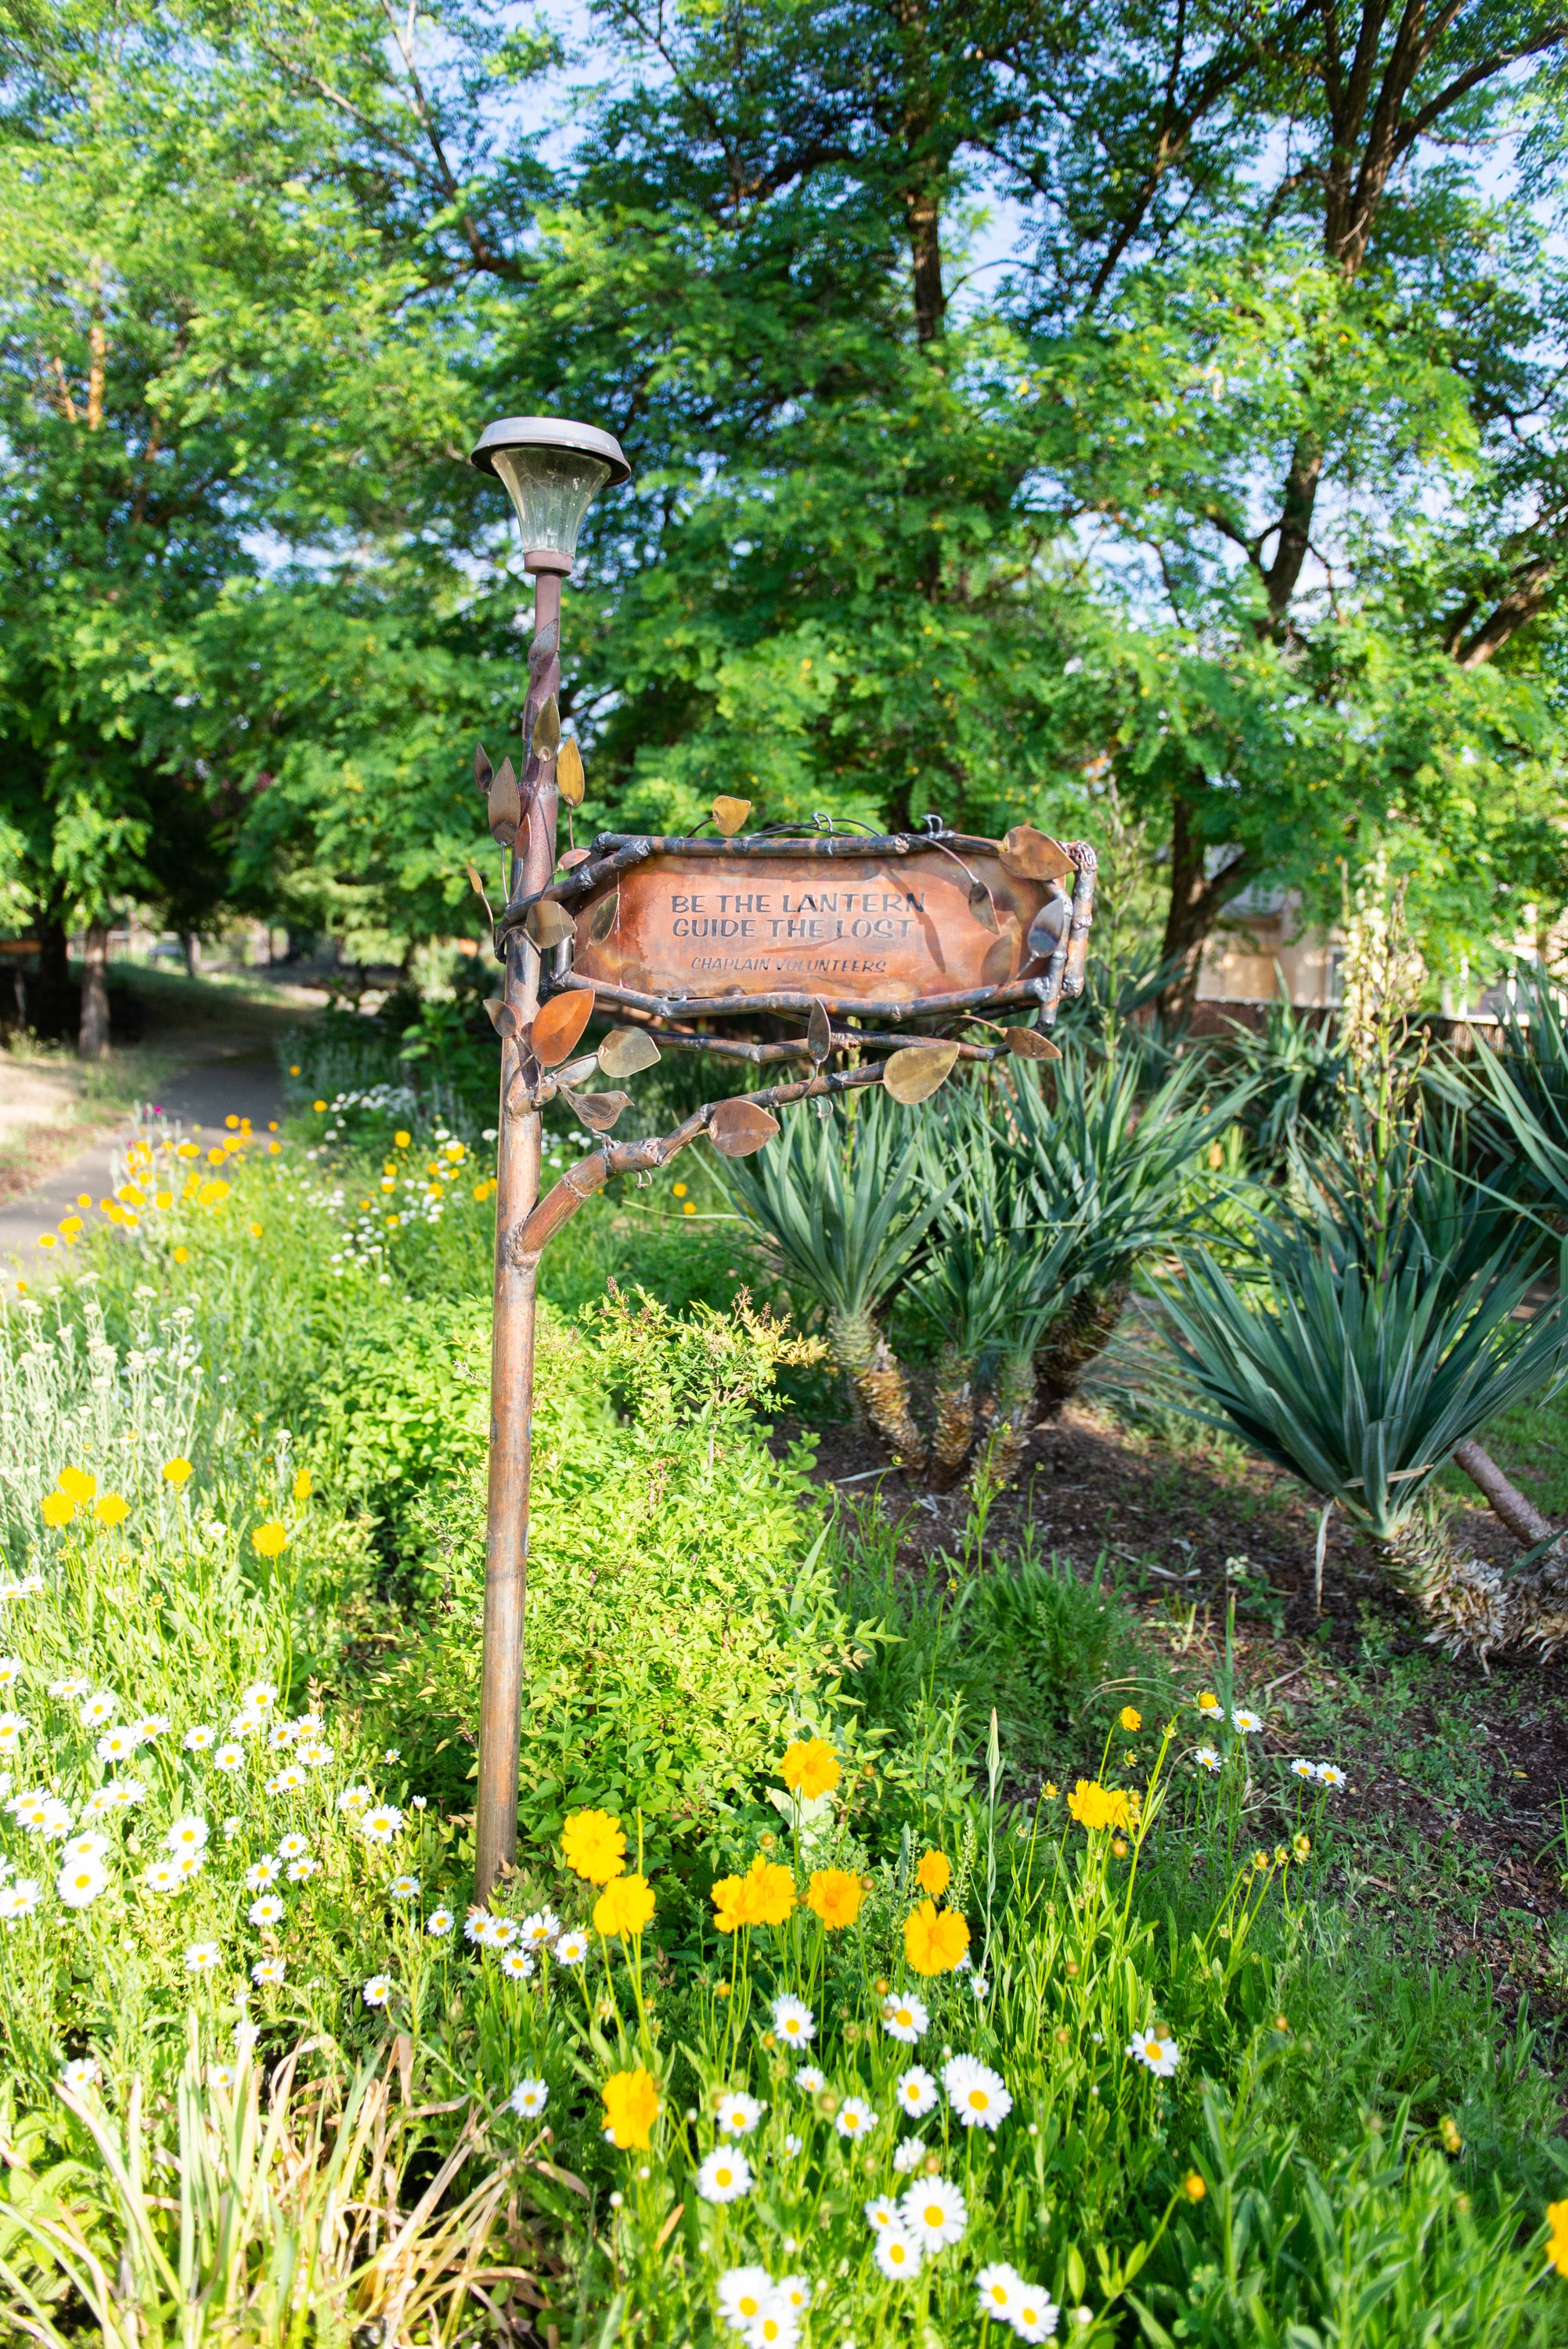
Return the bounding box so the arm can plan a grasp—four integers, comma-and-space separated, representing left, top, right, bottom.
0, 1045, 285, 1274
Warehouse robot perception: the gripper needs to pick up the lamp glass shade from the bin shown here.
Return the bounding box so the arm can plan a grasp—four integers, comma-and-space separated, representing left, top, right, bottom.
488, 446, 612, 565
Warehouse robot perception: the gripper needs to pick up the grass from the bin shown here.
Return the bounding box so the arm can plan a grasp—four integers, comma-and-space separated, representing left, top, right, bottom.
0, 1064, 1565, 2344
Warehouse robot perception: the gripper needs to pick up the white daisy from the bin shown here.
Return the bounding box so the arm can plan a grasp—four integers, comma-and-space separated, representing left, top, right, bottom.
95, 1727, 140, 1765
61, 2058, 99, 2094
164, 1816, 209, 1856
0, 1658, 21, 1690
1126, 2026, 1180, 2077
696, 2149, 753, 2203
213, 1744, 245, 1773
186, 1942, 222, 1972
247, 1894, 284, 1927
359, 1804, 402, 1844
133, 1716, 169, 1742
892, 2134, 927, 2174
717, 2268, 773, 2332
244, 1857, 281, 1889
900, 2175, 968, 2251
1289, 1758, 1316, 1780
873, 2225, 921, 2281
336, 1784, 371, 1817
498, 1948, 535, 1982
745, 2304, 798, 2348
943, 2055, 1011, 2130
520, 1908, 561, 1947
182, 1725, 217, 1752
1194, 1745, 1221, 1772
0, 1876, 40, 1922
78, 1693, 117, 1727
388, 1873, 420, 1900
1011, 2282, 1061, 2341
782, 2132, 802, 2156
362, 1974, 392, 2007
896, 2065, 938, 2118
834, 2097, 875, 2140
241, 1681, 278, 1713
56, 1855, 107, 1909
267, 1721, 298, 1751
267, 1766, 307, 1795
1315, 1762, 1346, 1790
81, 1788, 118, 1820
882, 1991, 929, 2044
1230, 1708, 1263, 1735
971, 1974, 989, 2000
297, 1741, 333, 1770
0, 1713, 26, 1752
427, 1907, 456, 1938
773, 2277, 811, 2315
48, 1676, 88, 1699
175, 1851, 203, 1882
251, 1957, 286, 1986
508, 2077, 548, 2117
975, 2261, 1024, 2322
142, 1857, 183, 1893
61, 1831, 109, 1863
794, 2064, 825, 2092
277, 1832, 309, 1860
109, 1779, 145, 1809
286, 1856, 319, 1881
771, 1994, 815, 2046
554, 1928, 588, 1964
864, 2194, 899, 2233
209, 2064, 236, 2090
716, 2091, 765, 2138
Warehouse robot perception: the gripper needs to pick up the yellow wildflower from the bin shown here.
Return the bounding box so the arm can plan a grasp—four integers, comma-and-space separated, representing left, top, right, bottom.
395, 1131, 411, 1149
593, 1873, 655, 1939
57, 1467, 96, 1505
1183, 2171, 1207, 2202
903, 1899, 970, 1976
806, 1867, 864, 1929
711, 1854, 795, 1932
1119, 1705, 1142, 1731
163, 1458, 193, 1487
293, 1468, 312, 1502
1066, 1780, 1130, 1833
1197, 1692, 1221, 1714
41, 1491, 74, 1528
601, 2067, 658, 2151
93, 1494, 129, 1528
561, 1809, 626, 1885
781, 1737, 839, 1799
251, 1522, 288, 1559
914, 1849, 950, 1899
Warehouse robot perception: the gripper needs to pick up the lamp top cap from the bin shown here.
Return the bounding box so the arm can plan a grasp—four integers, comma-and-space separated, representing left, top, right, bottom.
469, 415, 631, 485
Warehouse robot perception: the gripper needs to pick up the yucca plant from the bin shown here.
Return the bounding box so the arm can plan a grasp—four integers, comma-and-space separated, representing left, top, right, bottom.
1006, 1049, 1238, 1408
1224, 993, 1350, 1163
1473, 965, 1568, 1208
721, 1090, 950, 1470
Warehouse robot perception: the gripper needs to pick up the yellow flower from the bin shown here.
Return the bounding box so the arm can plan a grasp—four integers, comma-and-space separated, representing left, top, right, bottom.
903, 1899, 970, 1976
806, 1867, 864, 1930
94, 1494, 129, 1528
57, 1467, 96, 1505
289, 1064, 301, 1076
561, 1809, 626, 1885
672, 1182, 687, 1198
593, 1872, 655, 1939
249, 1221, 262, 1239
395, 1131, 411, 1149
914, 1849, 950, 1898
781, 1737, 839, 1799
1548, 2203, 1568, 2277
711, 1854, 795, 1932
1293, 1833, 1310, 1861
163, 1457, 193, 1488
601, 2067, 658, 2152
1119, 1705, 1142, 1731
313, 1099, 327, 1113
1197, 1692, 1221, 1714
1183, 2171, 1207, 2202
1067, 1779, 1130, 1833
1044, 1781, 1059, 1800
251, 1521, 288, 1559
293, 1468, 312, 1502
41, 1491, 74, 1528
173, 1247, 189, 1265
36, 1232, 56, 1249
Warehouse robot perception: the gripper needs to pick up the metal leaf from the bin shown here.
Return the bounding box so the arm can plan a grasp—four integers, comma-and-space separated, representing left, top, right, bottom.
708, 1098, 781, 1157
583, 888, 620, 947
562, 1085, 630, 1134
485, 998, 517, 1039
1026, 893, 1069, 961
528, 620, 559, 666
532, 696, 561, 756
531, 989, 595, 1067
807, 998, 832, 1064
968, 878, 999, 934
998, 824, 1073, 884
524, 898, 576, 950
882, 1041, 961, 1105
559, 846, 592, 871
1004, 1025, 1062, 1062
466, 863, 486, 898
557, 738, 586, 807
488, 756, 521, 846
598, 1027, 662, 1078
712, 796, 752, 836
474, 742, 493, 795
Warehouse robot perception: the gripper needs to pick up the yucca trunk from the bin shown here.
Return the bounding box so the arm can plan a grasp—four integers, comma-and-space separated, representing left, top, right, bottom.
1382, 1521, 1568, 1667
929, 1343, 977, 1488
1033, 1281, 1128, 1411
828, 1307, 926, 1475
967, 1350, 1036, 1492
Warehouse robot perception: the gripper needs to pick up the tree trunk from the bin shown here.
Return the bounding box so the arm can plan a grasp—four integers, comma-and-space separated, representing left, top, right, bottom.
827, 1305, 926, 1476
78, 919, 111, 1059
928, 1342, 976, 1488
969, 1350, 1035, 1491
1155, 796, 1254, 1023
35, 911, 70, 1038
181, 929, 200, 977
1033, 1283, 1129, 1412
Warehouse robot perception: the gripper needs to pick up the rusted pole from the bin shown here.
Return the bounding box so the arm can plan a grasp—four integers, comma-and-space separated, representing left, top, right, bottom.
475, 560, 564, 1901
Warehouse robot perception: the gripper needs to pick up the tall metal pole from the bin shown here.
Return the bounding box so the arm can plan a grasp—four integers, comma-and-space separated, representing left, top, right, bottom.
475, 557, 564, 1901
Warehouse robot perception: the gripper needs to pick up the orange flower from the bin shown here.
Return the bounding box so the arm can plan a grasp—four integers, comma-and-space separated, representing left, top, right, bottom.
903, 1899, 970, 1976
914, 1849, 950, 1899
1067, 1779, 1130, 1833
781, 1737, 839, 1799
806, 1867, 864, 1930
710, 1854, 795, 1933
562, 1809, 626, 1885
601, 2067, 658, 2151
593, 1873, 655, 1939
41, 1491, 74, 1529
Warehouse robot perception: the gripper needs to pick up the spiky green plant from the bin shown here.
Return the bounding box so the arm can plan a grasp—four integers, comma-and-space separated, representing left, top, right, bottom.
1004, 1050, 1236, 1408
720, 1091, 949, 1468
1473, 966, 1568, 1210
